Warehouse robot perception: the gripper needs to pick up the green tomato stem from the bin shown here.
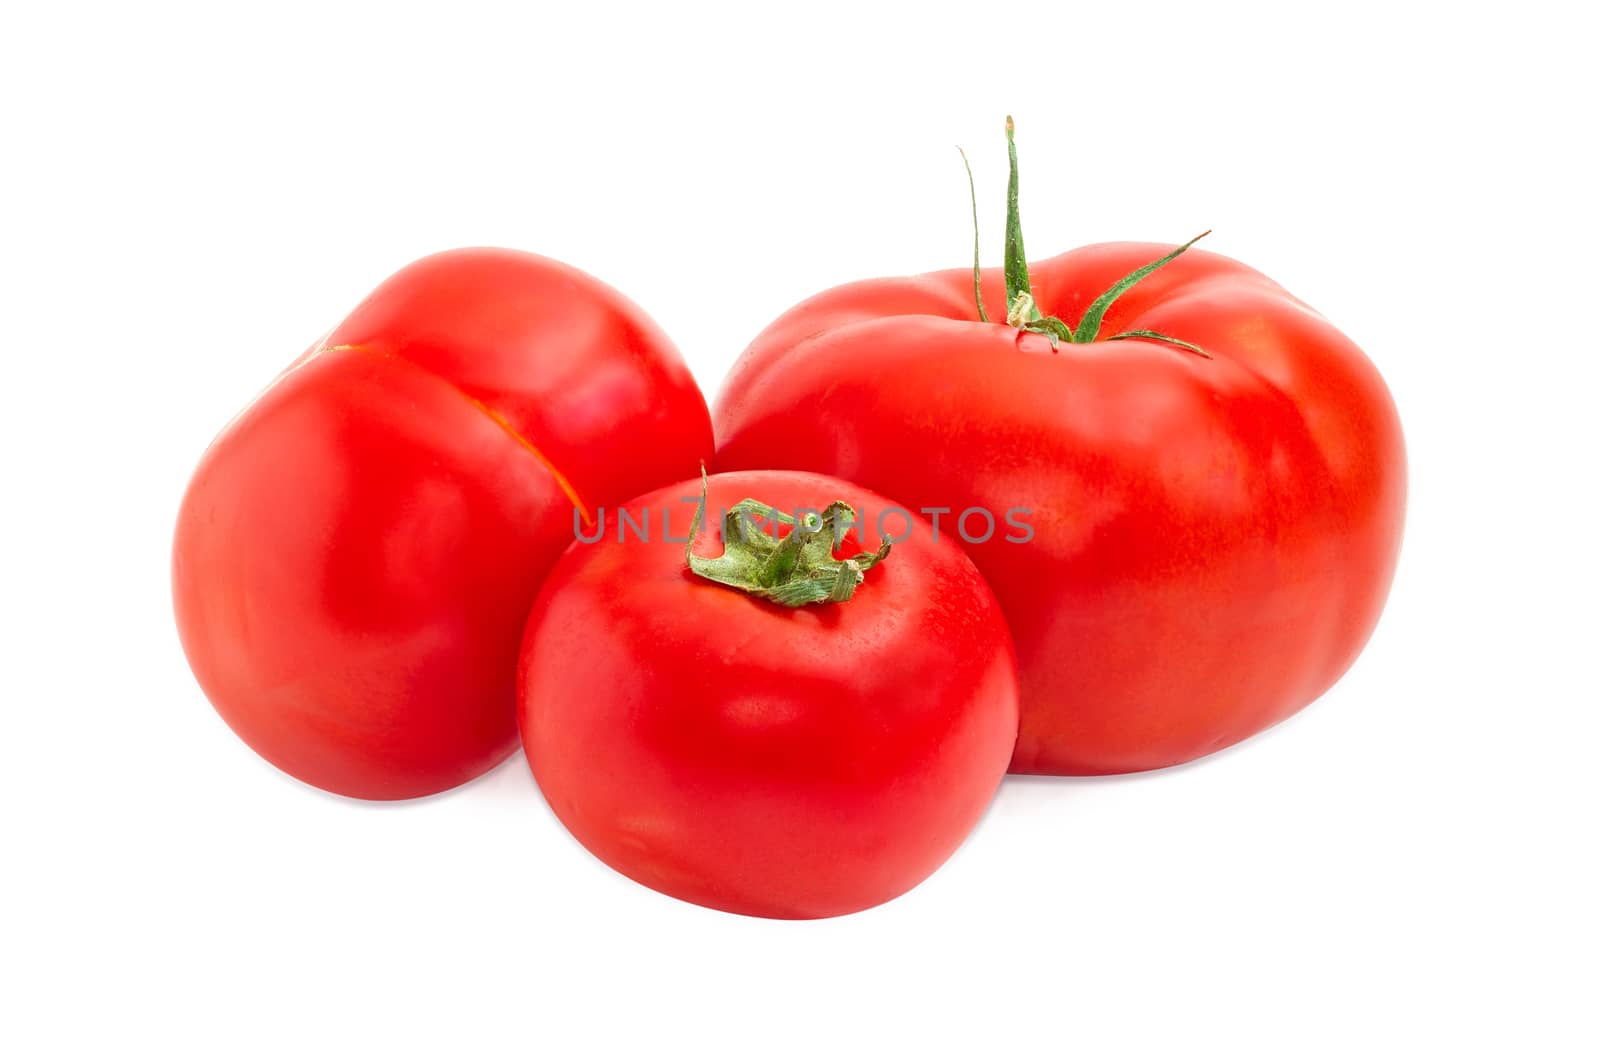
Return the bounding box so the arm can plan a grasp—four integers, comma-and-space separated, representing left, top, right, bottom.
1003, 115, 1046, 329
684, 468, 891, 607
959, 117, 1214, 358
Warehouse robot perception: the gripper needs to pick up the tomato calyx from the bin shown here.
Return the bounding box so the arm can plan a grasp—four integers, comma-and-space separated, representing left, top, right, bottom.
960, 117, 1213, 358
685, 468, 892, 607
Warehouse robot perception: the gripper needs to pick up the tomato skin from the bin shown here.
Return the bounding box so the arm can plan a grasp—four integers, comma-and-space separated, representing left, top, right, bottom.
173, 249, 712, 799
518, 471, 1019, 919
312, 249, 710, 514
714, 245, 1405, 775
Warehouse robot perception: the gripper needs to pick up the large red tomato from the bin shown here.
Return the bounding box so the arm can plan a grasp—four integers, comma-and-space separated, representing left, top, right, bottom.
173, 248, 712, 799
519, 471, 1019, 918
714, 121, 1405, 775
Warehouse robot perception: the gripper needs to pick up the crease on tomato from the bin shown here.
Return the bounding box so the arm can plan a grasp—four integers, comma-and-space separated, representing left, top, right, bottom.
316, 343, 595, 528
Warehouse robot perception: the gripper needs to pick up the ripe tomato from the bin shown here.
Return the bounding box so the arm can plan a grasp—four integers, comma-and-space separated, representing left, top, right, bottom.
714, 122, 1405, 775
173, 248, 712, 799
518, 471, 1019, 918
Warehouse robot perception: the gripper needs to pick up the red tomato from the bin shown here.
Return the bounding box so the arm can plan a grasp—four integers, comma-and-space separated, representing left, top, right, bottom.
519, 471, 1019, 919
713, 124, 1405, 775
173, 248, 712, 799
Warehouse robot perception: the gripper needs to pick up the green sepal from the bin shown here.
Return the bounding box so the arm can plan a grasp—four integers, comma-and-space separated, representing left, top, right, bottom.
958, 146, 989, 322
1106, 329, 1212, 357
1023, 315, 1074, 352
1071, 232, 1211, 344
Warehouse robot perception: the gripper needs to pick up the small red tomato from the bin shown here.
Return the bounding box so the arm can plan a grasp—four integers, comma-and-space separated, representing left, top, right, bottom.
173, 248, 712, 800
518, 471, 1019, 919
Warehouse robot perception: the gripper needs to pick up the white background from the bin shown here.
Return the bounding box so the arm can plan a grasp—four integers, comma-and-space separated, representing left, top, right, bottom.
4, 2, 1596, 1036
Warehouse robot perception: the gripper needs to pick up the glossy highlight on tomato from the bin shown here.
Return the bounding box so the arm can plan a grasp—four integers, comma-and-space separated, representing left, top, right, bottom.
518, 471, 1020, 919
173, 248, 712, 799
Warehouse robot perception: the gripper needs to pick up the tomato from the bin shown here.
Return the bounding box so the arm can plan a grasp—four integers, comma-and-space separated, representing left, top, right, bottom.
713, 121, 1405, 775
518, 471, 1019, 918
173, 248, 712, 799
